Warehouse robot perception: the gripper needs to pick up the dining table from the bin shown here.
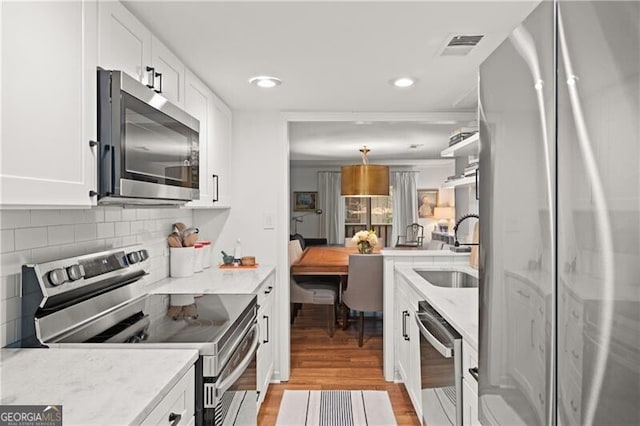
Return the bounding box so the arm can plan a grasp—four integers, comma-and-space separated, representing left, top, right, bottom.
290, 245, 381, 329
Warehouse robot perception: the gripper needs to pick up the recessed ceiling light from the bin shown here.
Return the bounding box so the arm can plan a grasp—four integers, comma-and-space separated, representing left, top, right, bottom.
249, 76, 282, 88
390, 77, 417, 88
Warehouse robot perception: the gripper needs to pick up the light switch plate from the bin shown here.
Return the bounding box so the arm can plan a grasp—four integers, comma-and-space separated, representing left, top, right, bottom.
263, 212, 275, 229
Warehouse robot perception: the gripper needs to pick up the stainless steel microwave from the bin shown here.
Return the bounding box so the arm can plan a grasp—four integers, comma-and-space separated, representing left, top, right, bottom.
97, 68, 199, 205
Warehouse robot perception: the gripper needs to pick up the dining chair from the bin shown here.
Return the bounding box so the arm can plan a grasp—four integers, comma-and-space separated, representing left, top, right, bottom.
288, 240, 338, 337
342, 254, 383, 347
395, 223, 425, 247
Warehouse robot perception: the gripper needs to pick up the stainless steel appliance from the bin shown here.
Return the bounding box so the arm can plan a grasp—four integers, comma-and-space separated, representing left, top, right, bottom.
21, 245, 257, 426
416, 300, 462, 426
97, 68, 200, 205
479, 1, 640, 425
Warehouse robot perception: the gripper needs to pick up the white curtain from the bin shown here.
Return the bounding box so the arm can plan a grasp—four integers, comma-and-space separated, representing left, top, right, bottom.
391, 171, 419, 245
318, 172, 345, 245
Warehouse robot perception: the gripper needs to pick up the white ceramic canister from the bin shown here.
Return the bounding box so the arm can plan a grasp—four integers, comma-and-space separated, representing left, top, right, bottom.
194, 243, 204, 273
170, 247, 195, 278
200, 240, 212, 268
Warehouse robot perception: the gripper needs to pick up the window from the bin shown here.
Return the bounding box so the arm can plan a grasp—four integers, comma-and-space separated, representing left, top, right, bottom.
344, 188, 393, 246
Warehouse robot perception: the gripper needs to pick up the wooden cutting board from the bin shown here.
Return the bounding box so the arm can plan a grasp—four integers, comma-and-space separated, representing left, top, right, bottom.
470, 221, 479, 269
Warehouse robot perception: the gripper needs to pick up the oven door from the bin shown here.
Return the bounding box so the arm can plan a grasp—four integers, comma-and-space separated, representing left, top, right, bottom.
203, 323, 259, 426
98, 69, 200, 203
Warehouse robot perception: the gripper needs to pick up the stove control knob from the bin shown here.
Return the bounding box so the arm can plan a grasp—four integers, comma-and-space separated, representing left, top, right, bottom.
138, 249, 149, 261
127, 251, 141, 264
48, 268, 68, 286
66, 264, 85, 281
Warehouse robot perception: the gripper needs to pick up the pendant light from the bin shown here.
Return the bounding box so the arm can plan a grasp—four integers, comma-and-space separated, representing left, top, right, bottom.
341, 146, 389, 197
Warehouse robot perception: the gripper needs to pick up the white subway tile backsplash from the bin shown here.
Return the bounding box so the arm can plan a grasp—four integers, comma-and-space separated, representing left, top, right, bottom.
84, 209, 105, 223
32, 246, 63, 263
0, 210, 31, 229
104, 208, 122, 222
15, 227, 48, 250
30, 210, 63, 226
115, 222, 130, 237
48, 225, 75, 245
96, 222, 115, 239
136, 209, 150, 220
122, 209, 137, 221
1, 206, 194, 347
61, 210, 86, 225
1, 275, 20, 300
74, 223, 97, 242
1, 230, 15, 253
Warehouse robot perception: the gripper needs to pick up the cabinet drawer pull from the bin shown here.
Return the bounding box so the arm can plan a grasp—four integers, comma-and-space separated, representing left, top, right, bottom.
402, 310, 410, 341
155, 72, 163, 94
212, 174, 219, 203
263, 315, 270, 344
168, 412, 182, 425
145, 66, 155, 89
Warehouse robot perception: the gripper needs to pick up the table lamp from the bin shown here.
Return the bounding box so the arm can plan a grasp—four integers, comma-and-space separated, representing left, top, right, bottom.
433, 206, 455, 232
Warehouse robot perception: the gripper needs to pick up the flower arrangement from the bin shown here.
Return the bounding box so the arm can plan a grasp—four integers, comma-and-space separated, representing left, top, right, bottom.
352, 230, 378, 254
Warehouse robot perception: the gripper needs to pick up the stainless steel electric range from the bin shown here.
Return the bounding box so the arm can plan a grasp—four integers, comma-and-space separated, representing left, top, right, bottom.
21, 245, 258, 426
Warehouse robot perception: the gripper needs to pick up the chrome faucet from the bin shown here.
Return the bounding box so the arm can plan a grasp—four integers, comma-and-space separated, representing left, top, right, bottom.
454, 214, 479, 247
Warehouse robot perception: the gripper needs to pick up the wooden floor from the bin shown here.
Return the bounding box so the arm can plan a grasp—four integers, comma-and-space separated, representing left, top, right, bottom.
257, 304, 421, 425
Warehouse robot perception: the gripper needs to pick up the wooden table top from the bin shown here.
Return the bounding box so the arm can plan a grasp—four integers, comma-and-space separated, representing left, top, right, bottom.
290, 246, 380, 276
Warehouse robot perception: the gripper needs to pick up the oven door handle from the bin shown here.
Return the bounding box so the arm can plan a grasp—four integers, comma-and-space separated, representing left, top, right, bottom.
215, 323, 259, 398
415, 312, 454, 358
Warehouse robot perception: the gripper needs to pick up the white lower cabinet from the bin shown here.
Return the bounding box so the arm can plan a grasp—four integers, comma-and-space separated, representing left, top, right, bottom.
257, 272, 276, 408
394, 273, 422, 419
1, 0, 97, 207
141, 365, 195, 425
462, 341, 480, 426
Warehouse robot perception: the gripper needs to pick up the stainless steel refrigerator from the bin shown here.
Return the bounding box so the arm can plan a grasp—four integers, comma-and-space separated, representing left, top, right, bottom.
478, 1, 640, 425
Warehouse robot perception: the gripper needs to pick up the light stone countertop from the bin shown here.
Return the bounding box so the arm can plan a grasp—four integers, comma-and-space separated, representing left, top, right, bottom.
0, 348, 198, 426
395, 263, 479, 351
149, 264, 275, 294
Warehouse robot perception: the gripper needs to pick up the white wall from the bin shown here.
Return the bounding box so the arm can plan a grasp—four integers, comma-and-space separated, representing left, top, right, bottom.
289, 166, 340, 237
0, 207, 194, 347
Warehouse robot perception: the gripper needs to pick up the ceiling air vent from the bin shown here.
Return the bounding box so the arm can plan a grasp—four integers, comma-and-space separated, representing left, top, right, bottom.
440, 35, 484, 56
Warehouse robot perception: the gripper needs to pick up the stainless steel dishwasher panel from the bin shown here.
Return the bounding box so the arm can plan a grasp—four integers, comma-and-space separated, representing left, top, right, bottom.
416, 301, 463, 426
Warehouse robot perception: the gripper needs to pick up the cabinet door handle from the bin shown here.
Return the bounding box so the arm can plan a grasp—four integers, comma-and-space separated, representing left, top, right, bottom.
402, 310, 410, 341
475, 170, 479, 200
145, 66, 155, 89
212, 174, 219, 202
264, 285, 273, 295
263, 315, 269, 343
154, 72, 163, 94
468, 367, 479, 382
168, 412, 181, 425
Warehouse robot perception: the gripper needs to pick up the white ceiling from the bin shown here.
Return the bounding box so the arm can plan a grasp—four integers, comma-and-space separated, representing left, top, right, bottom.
124, 1, 539, 163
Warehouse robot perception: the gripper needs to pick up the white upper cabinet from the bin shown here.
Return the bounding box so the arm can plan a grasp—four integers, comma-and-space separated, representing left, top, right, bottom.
210, 94, 233, 207
184, 70, 213, 207
1, 0, 97, 208
98, 2, 185, 106
151, 36, 185, 108
184, 71, 233, 208
98, 1, 152, 86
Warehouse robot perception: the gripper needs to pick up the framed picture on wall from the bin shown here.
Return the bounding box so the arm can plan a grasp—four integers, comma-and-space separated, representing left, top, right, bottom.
417, 189, 439, 218
293, 191, 318, 211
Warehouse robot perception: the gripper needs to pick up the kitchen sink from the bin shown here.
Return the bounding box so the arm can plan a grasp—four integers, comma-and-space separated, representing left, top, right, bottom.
415, 270, 478, 288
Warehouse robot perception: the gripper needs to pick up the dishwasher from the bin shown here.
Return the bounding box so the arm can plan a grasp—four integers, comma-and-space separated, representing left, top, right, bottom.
416, 300, 463, 426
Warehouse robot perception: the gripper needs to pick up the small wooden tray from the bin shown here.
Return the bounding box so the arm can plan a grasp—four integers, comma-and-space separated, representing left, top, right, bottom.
219, 263, 260, 269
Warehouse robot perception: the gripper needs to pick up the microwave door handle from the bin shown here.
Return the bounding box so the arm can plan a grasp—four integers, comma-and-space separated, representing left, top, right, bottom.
154, 72, 162, 94
215, 324, 259, 399
415, 313, 454, 358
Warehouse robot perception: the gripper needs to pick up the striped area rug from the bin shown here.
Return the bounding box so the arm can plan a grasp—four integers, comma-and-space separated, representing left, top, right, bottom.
275, 390, 397, 426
